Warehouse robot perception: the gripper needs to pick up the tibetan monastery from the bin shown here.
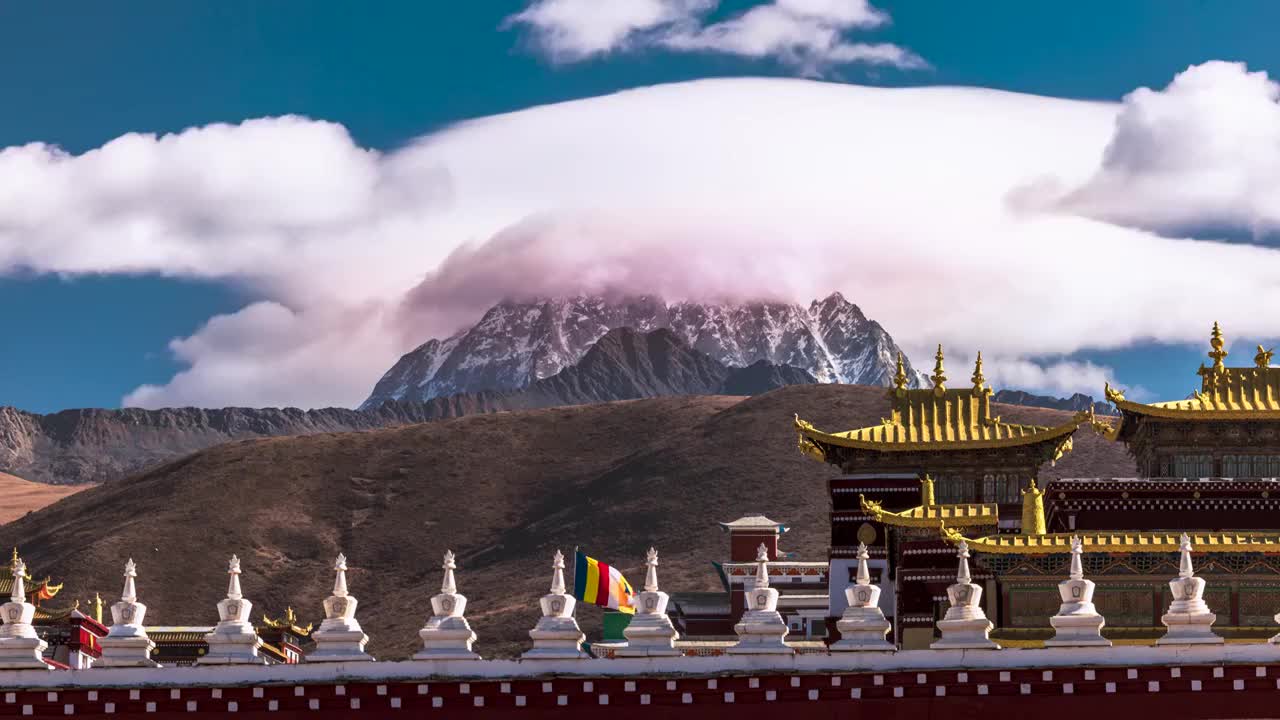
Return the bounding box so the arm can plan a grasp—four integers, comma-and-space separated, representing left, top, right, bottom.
797, 324, 1280, 648
795, 346, 1089, 647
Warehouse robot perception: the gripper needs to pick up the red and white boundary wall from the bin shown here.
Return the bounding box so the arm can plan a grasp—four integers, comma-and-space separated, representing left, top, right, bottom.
6, 644, 1280, 718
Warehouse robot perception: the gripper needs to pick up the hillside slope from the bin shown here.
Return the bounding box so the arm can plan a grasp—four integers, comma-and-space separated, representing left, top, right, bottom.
0, 472, 90, 524
0, 385, 1134, 659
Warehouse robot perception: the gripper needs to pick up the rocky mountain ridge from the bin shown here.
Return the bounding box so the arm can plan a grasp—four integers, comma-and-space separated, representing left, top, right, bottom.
1, 328, 813, 485
992, 389, 1116, 417
361, 293, 920, 409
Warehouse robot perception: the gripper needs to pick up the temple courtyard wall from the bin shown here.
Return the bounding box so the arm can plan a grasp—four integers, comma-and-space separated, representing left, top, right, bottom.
6, 645, 1280, 718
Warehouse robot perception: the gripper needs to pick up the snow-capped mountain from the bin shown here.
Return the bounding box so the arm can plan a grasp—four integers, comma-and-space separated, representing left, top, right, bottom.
360, 292, 920, 409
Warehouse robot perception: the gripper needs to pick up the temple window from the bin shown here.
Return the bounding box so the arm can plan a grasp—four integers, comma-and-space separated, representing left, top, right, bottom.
1171, 454, 1213, 478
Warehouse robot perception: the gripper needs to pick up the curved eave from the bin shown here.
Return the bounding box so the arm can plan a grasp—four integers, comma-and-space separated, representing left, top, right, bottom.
941, 525, 1280, 554
1112, 397, 1280, 422
795, 415, 1082, 454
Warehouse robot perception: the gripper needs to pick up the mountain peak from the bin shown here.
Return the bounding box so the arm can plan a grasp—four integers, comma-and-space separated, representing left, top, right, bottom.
360, 293, 918, 409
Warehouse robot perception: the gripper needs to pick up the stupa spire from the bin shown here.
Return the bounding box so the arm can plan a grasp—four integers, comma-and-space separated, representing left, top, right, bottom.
550, 550, 567, 595
955, 540, 972, 585
754, 543, 771, 589
121, 559, 138, 604
225, 555, 243, 601
1069, 535, 1084, 581
1178, 533, 1195, 578
644, 547, 660, 593
441, 550, 458, 595
8, 556, 25, 603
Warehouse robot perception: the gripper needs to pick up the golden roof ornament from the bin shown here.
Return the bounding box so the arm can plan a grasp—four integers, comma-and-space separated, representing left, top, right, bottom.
931, 344, 947, 395
920, 474, 936, 508
1256, 345, 1274, 369
970, 351, 988, 394
892, 352, 908, 392
1021, 478, 1046, 536
1208, 321, 1228, 373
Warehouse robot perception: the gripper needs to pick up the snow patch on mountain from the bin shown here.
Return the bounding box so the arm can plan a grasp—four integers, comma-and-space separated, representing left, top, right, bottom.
360, 292, 919, 409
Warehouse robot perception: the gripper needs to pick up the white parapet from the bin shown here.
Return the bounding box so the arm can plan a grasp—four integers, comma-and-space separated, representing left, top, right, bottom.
931, 541, 999, 650
98, 559, 161, 668
415, 550, 480, 661
309, 553, 375, 663
1156, 534, 1222, 646
616, 547, 680, 657
728, 544, 792, 655
0, 556, 50, 670
198, 555, 268, 666
522, 550, 588, 660
831, 542, 893, 652
1045, 536, 1110, 648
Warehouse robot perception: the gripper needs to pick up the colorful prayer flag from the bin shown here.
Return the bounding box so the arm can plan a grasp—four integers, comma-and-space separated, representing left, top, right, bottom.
573, 551, 635, 614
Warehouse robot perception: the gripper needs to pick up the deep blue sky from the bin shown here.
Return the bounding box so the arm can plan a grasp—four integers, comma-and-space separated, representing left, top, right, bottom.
2, 1, 1277, 412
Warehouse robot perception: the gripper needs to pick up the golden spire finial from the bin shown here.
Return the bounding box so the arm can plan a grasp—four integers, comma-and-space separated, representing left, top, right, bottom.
1256, 345, 1274, 369
971, 351, 987, 393
931, 344, 947, 394
92, 592, 103, 625
1208, 321, 1228, 372
892, 352, 908, 391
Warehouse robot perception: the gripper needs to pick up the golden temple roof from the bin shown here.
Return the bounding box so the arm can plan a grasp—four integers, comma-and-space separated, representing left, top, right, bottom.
860, 495, 998, 528
941, 525, 1280, 554
796, 348, 1085, 458
1102, 324, 1280, 432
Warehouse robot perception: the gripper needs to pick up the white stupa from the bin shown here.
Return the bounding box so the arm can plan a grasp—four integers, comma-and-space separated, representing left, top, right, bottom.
830, 542, 893, 651
415, 550, 481, 660
728, 543, 792, 655
1156, 534, 1222, 645
97, 559, 161, 667
931, 540, 999, 649
198, 555, 267, 665
616, 547, 680, 657
308, 553, 375, 662
522, 550, 588, 660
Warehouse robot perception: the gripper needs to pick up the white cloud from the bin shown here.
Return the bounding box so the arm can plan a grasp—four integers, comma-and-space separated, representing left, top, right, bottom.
505, 0, 713, 61
1049, 61, 1280, 235
5, 64, 1280, 408
506, 0, 922, 73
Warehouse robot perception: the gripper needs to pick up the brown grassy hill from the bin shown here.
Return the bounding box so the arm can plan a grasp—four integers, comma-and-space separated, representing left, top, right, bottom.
0, 385, 1134, 659
0, 472, 90, 524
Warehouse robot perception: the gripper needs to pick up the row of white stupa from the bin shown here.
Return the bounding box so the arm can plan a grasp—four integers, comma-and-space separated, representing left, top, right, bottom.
0, 535, 1271, 669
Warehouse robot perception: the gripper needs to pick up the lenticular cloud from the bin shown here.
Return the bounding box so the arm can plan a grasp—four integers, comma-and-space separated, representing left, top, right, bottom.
3, 66, 1280, 409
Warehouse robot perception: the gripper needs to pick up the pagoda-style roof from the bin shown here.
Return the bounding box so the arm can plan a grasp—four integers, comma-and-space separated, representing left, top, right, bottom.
861, 495, 997, 528
796, 347, 1084, 460
718, 515, 787, 533
1099, 324, 1280, 440
941, 524, 1280, 554
2, 549, 63, 602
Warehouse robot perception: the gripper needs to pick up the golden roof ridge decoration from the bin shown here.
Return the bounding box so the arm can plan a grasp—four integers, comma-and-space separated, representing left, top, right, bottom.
262, 606, 314, 635
1100, 323, 1280, 429
930, 344, 947, 395
795, 344, 1089, 459
892, 352, 908, 393
971, 351, 990, 395
860, 495, 997, 528
939, 523, 1280, 554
